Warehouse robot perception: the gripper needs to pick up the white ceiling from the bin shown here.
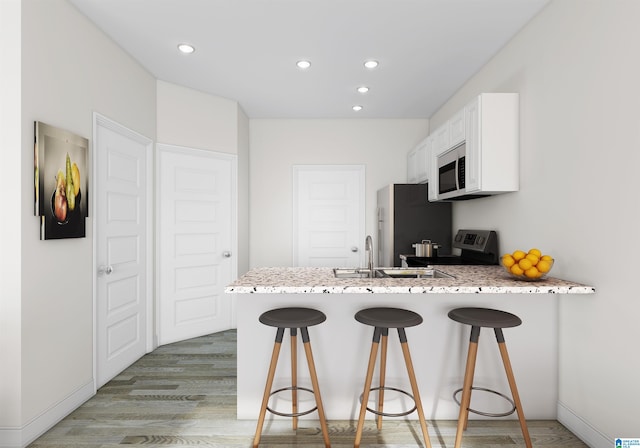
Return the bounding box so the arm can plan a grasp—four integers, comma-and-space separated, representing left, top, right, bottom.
68, 0, 549, 119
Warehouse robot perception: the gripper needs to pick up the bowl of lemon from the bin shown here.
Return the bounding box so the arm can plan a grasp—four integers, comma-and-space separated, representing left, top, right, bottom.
501, 248, 554, 281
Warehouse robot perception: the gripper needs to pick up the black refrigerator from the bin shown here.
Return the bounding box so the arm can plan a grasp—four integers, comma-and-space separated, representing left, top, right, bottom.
376, 184, 452, 267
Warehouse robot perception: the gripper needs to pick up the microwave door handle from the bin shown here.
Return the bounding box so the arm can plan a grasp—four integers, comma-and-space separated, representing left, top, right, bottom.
454, 156, 460, 190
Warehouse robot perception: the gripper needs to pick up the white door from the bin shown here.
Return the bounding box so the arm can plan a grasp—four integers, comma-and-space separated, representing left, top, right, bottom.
94, 114, 153, 388
157, 144, 236, 346
293, 165, 365, 267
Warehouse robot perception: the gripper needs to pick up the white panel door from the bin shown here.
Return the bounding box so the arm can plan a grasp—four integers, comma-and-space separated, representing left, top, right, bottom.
95, 114, 152, 388
158, 144, 236, 346
293, 165, 365, 267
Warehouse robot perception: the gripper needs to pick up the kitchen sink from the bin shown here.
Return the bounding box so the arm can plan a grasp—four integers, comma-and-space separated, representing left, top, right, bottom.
333, 267, 454, 279
375, 267, 455, 279
332, 268, 373, 279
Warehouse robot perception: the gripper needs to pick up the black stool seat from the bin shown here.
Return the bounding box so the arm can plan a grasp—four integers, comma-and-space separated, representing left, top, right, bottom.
355, 307, 423, 328
448, 307, 521, 329
259, 307, 326, 328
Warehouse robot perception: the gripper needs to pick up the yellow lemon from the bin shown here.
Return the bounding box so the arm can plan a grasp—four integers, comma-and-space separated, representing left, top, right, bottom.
525, 266, 541, 279
512, 250, 526, 261
528, 248, 542, 258
510, 264, 524, 276
525, 253, 539, 265
518, 258, 533, 270
537, 260, 552, 273
502, 254, 515, 268
540, 255, 553, 262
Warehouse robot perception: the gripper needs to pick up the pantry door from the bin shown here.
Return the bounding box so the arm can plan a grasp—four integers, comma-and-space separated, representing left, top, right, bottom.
157, 144, 237, 346
94, 114, 153, 388
293, 165, 365, 267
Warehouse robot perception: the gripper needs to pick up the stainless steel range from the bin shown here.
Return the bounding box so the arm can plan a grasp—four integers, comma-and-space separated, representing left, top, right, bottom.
401, 229, 499, 267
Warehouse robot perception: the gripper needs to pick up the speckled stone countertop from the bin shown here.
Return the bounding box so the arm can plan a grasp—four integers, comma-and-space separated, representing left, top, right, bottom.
225, 266, 595, 294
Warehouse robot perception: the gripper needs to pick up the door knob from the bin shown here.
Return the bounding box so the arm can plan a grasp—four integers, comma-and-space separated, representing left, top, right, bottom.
98, 265, 113, 275
223, 251, 232, 258
351, 246, 359, 252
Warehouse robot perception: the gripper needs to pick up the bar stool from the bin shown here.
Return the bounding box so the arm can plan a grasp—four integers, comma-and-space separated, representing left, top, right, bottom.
354, 307, 432, 448
448, 307, 532, 448
253, 307, 331, 447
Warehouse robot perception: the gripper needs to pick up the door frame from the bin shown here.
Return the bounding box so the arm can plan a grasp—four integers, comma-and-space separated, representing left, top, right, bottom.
292, 164, 366, 267
92, 112, 154, 390
155, 143, 238, 341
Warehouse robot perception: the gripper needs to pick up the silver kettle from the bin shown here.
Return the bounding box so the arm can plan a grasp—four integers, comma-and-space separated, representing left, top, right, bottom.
412, 240, 439, 257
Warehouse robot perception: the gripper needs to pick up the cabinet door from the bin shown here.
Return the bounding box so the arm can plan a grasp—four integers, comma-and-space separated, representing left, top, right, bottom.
428, 142, 439, 201
407, 148, 418, 183
432, 124, 450, 155
464, 97, 481, 192
415, 137, 430, 183
449, 109, 465, 147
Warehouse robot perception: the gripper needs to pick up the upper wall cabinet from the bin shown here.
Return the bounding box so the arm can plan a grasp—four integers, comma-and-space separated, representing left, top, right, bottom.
407, 136, 431, 184
449, 109, 465, 147
429, 93, 519, 201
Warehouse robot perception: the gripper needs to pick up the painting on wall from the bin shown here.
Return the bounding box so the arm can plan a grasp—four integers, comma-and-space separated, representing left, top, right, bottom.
34, 121, 89, 240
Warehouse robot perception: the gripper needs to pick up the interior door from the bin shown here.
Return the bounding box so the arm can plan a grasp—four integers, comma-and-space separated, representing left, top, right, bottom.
293, 165, 365, 267
95, 114, 153, 388
157, 144, 237, 346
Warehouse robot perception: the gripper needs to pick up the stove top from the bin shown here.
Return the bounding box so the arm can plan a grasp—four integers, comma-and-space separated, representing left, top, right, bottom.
401, 254, 496, 266
401, 229, 499, 267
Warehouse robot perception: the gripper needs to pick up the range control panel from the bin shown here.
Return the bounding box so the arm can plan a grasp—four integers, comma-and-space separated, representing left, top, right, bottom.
453, 229, 498, 254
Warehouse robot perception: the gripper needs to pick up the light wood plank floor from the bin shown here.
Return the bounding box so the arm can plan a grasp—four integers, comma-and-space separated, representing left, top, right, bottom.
29, 330, 587, 447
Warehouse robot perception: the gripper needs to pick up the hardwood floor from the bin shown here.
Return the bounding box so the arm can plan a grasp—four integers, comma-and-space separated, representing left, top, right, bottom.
30, 330, 587, 447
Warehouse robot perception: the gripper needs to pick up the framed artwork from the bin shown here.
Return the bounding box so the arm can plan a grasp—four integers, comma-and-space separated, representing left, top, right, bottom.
34, 121, 88, 239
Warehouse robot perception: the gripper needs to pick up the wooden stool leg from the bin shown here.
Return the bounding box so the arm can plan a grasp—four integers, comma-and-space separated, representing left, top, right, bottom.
301, 328, 331, 447
496, 330, 532, 448
454, 326, 480, 448
253, 328, 284, 448
376, 328, 388, 430
290, 328, 298, 430
398, 329, 432, 448
355, 327, 381, 448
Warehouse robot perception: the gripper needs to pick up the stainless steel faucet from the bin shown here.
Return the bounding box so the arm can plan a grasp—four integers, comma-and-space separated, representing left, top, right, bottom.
365, 235, 374, 276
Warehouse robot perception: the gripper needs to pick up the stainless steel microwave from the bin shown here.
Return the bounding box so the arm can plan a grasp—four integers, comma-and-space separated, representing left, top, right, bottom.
437, 143, 466, 200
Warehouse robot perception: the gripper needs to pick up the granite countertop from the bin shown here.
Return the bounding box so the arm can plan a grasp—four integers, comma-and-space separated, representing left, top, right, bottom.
225, 266, 595, 294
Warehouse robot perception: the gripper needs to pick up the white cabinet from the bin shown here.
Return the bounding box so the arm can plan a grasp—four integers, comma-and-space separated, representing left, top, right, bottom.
449, 109, 465, 147
407, 147, 418, 183
464, 93, 519, 194
431, 124, 449, 155
407, 136, 431, 184
428, 93, 519, 201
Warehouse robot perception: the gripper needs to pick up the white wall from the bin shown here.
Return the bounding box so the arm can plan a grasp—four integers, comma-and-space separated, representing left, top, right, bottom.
157, 81, 239, 151
3, 0, 156, 445
430, 0, 639, 443
249, 119, 428, 268
0, 0, 23, 433
237, 108, 250, 276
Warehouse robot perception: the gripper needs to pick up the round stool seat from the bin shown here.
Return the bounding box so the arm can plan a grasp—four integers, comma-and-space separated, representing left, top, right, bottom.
355, 307, 423, 328
448, 307, 521, 329
259, 307, 326, 328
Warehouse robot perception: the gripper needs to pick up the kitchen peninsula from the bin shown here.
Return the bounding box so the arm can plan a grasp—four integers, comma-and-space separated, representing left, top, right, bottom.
226, 266, 593, 421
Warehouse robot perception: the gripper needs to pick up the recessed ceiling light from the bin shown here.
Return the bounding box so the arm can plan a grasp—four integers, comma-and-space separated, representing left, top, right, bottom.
357, 86, 369, 94
296, 60, 311, 69
364, 60, 378, 69
177, 43, 195, 54
352, 105, 363, 111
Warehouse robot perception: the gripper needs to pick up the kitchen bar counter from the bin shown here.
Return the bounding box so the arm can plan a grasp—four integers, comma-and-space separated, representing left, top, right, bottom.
227, 266, 594, 422
225, 265, 594, 294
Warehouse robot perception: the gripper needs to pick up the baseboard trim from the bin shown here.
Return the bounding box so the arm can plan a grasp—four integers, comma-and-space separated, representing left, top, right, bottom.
0, 380, 95, 448
557, 401, 611, 448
